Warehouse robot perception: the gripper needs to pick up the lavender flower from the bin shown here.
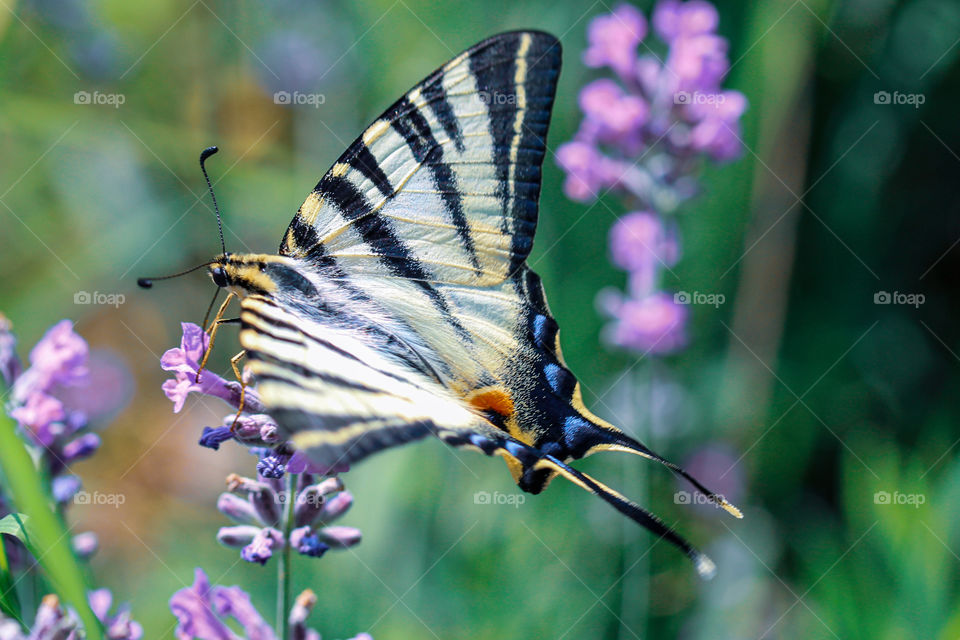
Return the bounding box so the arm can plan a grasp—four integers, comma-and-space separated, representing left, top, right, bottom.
170, 569, 372, 640
216, 472, 360, 565
558, 0, 747, 355
0, 590, 141, 640
161, 323, 241, 412
1, 317, 105, 557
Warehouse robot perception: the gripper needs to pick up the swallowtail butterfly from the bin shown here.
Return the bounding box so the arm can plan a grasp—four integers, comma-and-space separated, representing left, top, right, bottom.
148, 31, 741, 578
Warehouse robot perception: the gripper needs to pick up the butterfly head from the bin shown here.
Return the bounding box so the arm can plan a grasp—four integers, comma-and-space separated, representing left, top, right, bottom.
208, 252, 315, 300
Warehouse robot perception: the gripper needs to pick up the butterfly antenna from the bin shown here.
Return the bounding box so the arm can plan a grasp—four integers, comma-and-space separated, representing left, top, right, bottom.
200, 146, 227, 256
137, 262, 216, 289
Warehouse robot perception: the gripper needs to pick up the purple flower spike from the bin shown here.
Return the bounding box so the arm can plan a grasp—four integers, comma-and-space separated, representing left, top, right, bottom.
240, 527, 283, 565
583, 3, 647, 79
170, 569, 240, 640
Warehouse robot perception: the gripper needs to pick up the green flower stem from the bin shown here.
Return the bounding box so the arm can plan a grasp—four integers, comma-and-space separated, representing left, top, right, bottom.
277, 471, 296, 640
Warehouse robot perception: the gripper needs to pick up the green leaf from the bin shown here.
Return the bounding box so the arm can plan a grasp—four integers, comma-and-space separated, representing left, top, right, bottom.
0, 410, 102, 640
0, 533, 22, 623
0, 514, 33, 545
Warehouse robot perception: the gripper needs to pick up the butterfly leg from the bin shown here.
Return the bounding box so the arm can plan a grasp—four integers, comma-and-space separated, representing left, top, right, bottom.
228, 350, 248, 432
196, 293, 236, 383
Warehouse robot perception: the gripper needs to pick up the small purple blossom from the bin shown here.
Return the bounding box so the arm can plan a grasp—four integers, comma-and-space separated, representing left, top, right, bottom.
217, 472, 360, 564
653, 0, 719, 43
89, 588, 143, 640
583, 3, 647, 79
609, 212, 680, 295
0, 590, 141, 640
161, 323, 235, 412
601, 291, 688, 354
169, 569, 371, 640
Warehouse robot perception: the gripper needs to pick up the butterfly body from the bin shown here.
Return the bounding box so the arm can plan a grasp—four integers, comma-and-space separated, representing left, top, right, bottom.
198, 30, 739, 577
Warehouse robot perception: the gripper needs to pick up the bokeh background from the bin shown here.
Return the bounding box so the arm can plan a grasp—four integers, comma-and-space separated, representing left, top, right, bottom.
2, 0, 960, 637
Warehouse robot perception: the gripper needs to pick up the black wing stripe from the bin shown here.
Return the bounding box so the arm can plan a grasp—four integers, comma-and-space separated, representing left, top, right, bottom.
421, 75, 465, 153
389, 98, 481, 273
350, 145, 395, 198
319, 173, 472, 340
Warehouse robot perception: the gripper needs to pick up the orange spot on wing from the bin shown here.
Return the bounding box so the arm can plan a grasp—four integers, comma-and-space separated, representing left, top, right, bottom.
467, 387, 514, 417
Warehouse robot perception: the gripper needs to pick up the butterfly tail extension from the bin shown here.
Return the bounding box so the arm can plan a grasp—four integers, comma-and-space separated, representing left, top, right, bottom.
438, 427, 717, 579
566, 403, 742, 519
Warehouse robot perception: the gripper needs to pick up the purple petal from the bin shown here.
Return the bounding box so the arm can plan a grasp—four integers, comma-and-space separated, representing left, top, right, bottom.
199, 426, 235, 451
72, 532, 98, 558
162, 375, 195, 413
318, 491, 353, 524
240, 528, 283, 565
604, 291, 688, 354
217, 525, 262, 548
169, 569, 234, 640
285, 450, 347, 475
290, 527, 329, 558
10, 393, 65, 445
52, 475, 82, 503
62, 433, 101, 462
583, 4, 647, 79
27, 320, 89, 389
88, 589, 112, 621
653, 0, 718, 42
211, 586, 276, 640
217, 493, 261, 525
318, 526, 362, 549
179, 323, 209, 365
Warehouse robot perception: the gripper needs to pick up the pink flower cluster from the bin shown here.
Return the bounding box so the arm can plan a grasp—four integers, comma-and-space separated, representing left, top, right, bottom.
558, 1, 747, 354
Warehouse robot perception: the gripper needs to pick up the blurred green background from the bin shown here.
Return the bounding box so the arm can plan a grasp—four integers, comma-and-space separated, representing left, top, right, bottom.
2, 0, 960, 637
